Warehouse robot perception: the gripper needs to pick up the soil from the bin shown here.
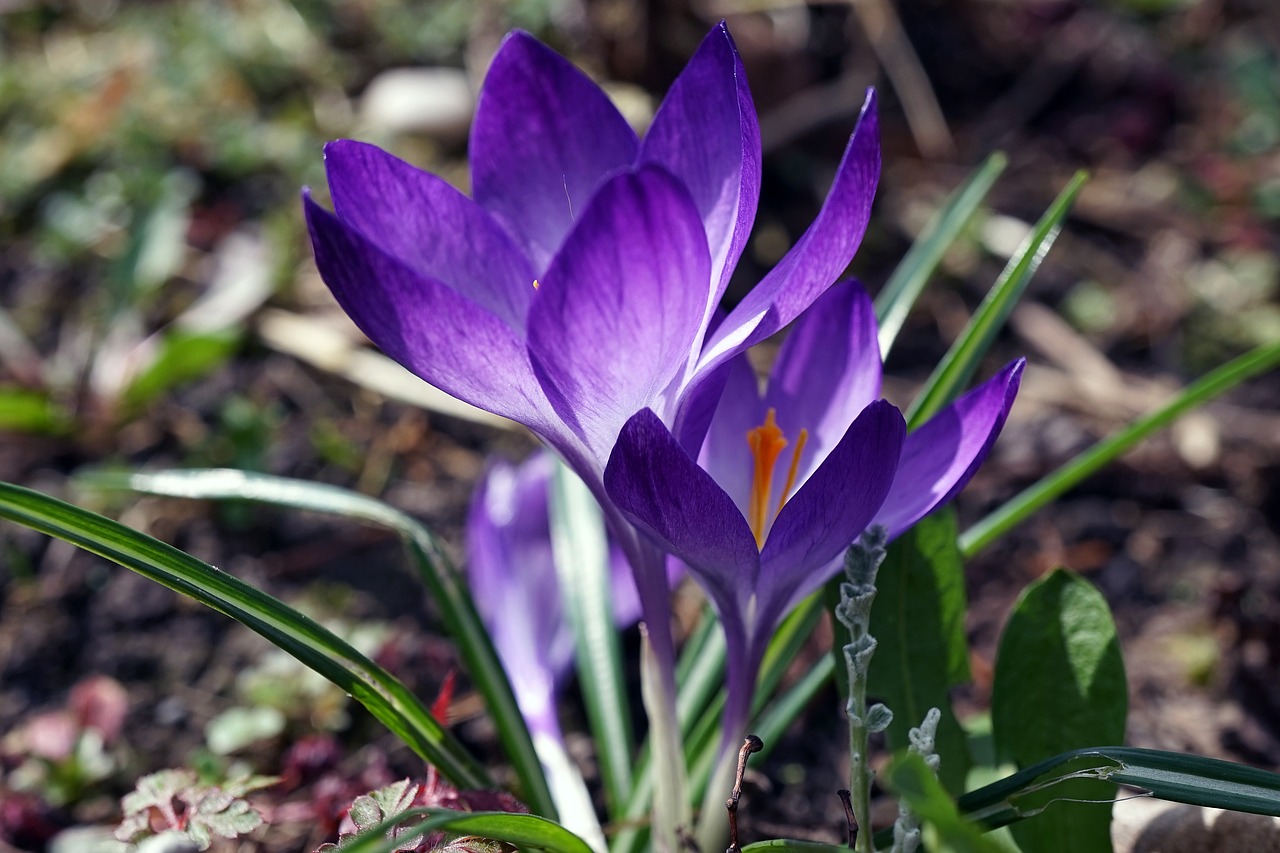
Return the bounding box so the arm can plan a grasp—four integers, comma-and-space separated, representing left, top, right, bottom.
2, 1, 1279, 851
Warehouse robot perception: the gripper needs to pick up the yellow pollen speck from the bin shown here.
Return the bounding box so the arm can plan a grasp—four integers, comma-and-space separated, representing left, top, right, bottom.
746, 408, 809, 549
532, 279, 540, 290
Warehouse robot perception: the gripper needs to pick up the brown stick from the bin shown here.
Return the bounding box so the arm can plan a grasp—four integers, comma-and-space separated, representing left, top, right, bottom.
837, 788, 858, 848
725, 735, 764, 853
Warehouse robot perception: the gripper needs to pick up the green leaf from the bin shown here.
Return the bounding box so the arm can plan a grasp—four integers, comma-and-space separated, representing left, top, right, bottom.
868, 509, 972, 794
991, 569, 1127, 852
959, 338, 1280, 557
884, 753, 1009, 853
0, 481, 489, 792
76, 467, 556, 818
957, 746, 1280, 829
121, 329, 241, 411
335, 809, 595, 853
875, 152, 1009, 357
907, 171, 1088, 428
548, 461, 633, 814
0, 386, 71, 435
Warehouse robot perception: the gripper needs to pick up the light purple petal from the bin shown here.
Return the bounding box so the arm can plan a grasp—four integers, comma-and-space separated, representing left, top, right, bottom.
758, 399, 904, 620
470, 31, 639, 272
697, 90, 881, 375
323, 140, 536, 330
466, 455, 571, 737
639, 21, 761, 326
873, 359, 1024, 539
528, 166, 711, 463
765, 280, 882, 487
699, 354, 764, 521
305, 192, 555, 431
604, 408, 760, 618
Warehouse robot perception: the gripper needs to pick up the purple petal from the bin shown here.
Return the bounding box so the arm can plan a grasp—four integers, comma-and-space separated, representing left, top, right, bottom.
305, 192, 555, 431
323, 140, 536, 330
466, 455, 572, 736
604, 408, 760, 619
873, 359, 1024, 539
639, 22, 761, 325
697, 90, 881, 375
527, 166, 710, 462
765, 280, 882, 488
758, 399, 904, 620
470, 31, 639, 271
699, 354, 765, 521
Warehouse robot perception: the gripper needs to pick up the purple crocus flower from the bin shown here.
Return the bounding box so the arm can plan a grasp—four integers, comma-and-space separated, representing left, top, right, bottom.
302, 23, 881, 686
605, 282, 1024, 746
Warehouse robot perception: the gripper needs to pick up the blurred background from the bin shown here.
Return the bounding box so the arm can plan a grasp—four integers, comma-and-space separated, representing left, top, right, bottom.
0, 0, 1278, 850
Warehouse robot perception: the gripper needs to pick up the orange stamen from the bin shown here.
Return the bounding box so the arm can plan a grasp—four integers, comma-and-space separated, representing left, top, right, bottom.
775, 427, 809, 521
745, 408, 807, 549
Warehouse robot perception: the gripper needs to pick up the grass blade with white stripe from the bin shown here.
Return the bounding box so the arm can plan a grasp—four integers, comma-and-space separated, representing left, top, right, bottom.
76, 467, 555, 818
0, 481, 488, 789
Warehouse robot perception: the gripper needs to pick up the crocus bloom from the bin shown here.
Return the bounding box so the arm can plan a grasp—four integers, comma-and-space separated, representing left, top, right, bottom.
467, 452, 638, 851
302, 23, 882, 682
605, 282, 1024, 744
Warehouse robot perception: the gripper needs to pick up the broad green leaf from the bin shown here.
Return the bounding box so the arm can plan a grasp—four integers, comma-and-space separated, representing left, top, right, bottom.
957, 746, 1280, 828
960, 338, 1280, 557
548, 461, 633, 815
907, 171, 1088, 428
884, 753, 1009, 853
76, 467, 556, 818
875, 152, 1009, 357
992, 569, 1126, 852
336, 808, 595, 853
868, 509, 971, 794
0, 482, 489, 790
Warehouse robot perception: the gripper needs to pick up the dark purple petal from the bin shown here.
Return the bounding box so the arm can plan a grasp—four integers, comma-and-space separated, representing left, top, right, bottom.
604, 409, 760, 617
757, 399, 904, 619
639, 22, 761, 322
323, 140, 536, 330
699, 355, 765, 521
765, 280, 882, 487
305, 192, 555, 430
697, 90, 881, 374
470, 31, 639, 271
528, 166, 710, 462
873, 359, 1024, 538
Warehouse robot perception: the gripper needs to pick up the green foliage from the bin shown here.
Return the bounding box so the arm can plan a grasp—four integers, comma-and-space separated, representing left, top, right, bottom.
884, 754, 1009, 853
991, 569, 1127, 852
867, 510, 972, 794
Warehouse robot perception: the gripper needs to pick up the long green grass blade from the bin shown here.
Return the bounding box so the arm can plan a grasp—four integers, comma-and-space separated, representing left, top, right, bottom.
337, 808, 594, 853
549, 461, 634, 815
0, 481, 488, 789
76, 467, 555, 818
956, 746, 1280, 829
875, 152, 1009, 357
959, 339, 1280, 557
907, 171, 1087, 428
751, 653, 833, 756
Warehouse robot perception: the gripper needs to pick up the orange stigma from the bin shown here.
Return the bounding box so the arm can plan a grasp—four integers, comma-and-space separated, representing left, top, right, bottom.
746, 408, 809, 549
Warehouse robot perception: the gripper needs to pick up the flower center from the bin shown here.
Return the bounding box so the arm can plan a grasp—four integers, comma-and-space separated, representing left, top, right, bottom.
746, 408, 809, 549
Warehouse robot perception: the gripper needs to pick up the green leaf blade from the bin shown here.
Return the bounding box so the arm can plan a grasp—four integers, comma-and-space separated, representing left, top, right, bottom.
991, 568, 1127, 852
907, 171, 1087, 429
868, 509, 972, 794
